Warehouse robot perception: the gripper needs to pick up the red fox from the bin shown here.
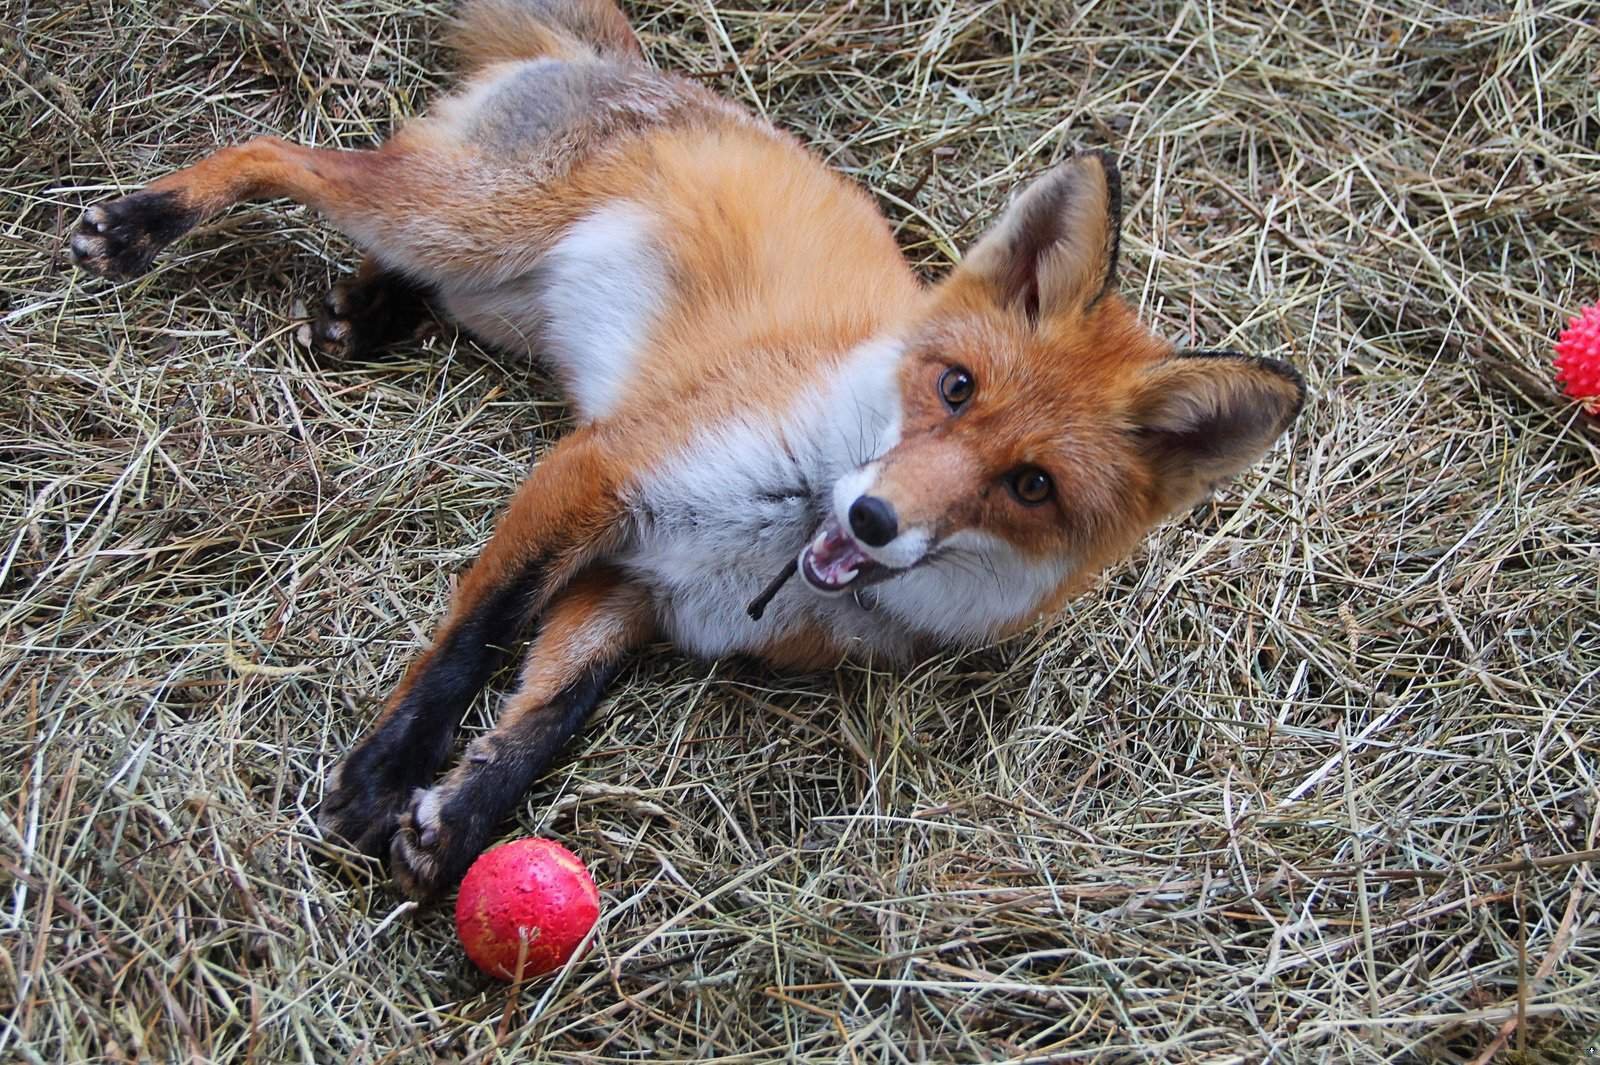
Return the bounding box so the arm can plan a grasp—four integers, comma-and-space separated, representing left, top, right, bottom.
70, 0, 1305, 899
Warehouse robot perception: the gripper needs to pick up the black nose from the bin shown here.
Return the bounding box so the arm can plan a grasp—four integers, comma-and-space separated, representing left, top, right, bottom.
848, 495, 898, 547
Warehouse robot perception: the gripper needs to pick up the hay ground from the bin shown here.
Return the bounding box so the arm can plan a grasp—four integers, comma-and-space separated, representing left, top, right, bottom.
4, 0, 1599, 1060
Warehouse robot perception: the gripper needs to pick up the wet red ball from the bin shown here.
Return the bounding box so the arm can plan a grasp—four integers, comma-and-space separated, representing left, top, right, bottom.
454, 838, 599, 981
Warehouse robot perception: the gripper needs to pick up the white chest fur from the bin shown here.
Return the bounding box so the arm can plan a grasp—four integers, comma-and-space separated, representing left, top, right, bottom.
622, 337, 909, 659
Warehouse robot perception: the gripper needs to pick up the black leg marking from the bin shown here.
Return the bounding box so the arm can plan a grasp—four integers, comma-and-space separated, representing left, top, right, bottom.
390, 664, 618, 900
316, 575, 540, 860
307, 269, 434, 359
69, 190, 200, 279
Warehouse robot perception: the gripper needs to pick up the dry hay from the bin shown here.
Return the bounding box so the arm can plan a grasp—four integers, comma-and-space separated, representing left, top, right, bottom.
3, 0, 1598, 1061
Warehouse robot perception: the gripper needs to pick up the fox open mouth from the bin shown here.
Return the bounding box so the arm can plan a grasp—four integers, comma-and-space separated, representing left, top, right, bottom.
798, 522, 887, 595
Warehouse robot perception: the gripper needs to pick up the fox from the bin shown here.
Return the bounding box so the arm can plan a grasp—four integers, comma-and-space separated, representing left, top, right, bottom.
69, 0, 1305, 900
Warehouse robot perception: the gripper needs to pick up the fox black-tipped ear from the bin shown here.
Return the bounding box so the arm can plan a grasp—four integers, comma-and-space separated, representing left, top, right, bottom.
1131, 351, 1306, 509
952, 151, 1121, 323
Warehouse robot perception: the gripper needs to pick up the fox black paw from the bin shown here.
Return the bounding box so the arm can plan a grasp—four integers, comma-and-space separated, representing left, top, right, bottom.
69, 190, 198, 279
316, 756, 418, 861
301, 272, 432, 360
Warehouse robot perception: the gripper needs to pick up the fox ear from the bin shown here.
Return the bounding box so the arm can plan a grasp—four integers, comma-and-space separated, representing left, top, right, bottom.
1131, 351, 1306, 509
954, 151, 1121, 322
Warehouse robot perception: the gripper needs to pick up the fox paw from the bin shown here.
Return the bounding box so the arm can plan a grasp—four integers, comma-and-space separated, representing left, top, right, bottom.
300, 272, 432, 360
69, 190, 198, 279
316, 755, 416, 861
305, 280, 379, 359
390, 786, 487, 901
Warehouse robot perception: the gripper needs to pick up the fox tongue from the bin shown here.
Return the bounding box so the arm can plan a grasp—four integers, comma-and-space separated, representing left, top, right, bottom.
801, 524, 869, 592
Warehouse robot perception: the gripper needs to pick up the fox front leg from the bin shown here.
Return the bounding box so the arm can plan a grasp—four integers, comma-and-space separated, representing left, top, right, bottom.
317, 428, 630, 863
390, 568, 653, 900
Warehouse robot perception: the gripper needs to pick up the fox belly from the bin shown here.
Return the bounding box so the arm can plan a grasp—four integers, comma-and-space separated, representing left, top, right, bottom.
439, 201, 667, 421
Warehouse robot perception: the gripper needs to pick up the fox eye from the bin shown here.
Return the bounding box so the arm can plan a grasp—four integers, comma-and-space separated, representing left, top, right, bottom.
940, 366, 975, 410
1009, 466, 1053, 505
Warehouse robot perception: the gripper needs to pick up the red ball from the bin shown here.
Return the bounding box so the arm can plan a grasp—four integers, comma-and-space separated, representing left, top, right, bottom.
454, 838, 600, 981
1555, 302, 1600, 414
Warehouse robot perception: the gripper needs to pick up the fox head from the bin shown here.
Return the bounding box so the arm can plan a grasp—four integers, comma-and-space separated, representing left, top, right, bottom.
799, 152, 1305, 636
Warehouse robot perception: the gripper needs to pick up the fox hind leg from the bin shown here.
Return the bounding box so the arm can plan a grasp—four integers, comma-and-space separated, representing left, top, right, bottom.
67, 131, 502, 285
71, 137, 382, 280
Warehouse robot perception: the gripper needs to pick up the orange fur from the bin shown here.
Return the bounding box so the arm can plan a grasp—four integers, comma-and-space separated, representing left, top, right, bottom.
601, 125, 923, 430
498, 568, 653, 719
448, 0, 641, 66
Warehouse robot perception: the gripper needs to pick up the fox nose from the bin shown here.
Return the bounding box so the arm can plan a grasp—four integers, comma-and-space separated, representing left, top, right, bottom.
848, 495, 898, 548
